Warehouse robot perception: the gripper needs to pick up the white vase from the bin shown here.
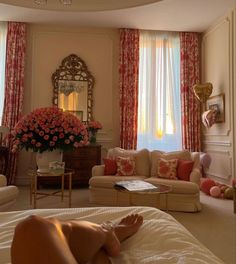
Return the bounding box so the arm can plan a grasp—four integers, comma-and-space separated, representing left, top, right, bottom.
36, 149, 63, 173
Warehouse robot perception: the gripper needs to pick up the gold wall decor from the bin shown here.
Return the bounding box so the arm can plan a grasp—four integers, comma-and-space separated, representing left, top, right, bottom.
193, 82, 213, 103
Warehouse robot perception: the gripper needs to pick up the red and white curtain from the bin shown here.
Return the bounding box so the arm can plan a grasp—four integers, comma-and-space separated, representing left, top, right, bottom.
180, 32, 201, 152
119, 28, 139, 149
2, 22, 26, 184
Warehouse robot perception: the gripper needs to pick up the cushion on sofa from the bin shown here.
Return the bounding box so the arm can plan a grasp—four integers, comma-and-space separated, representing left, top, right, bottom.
116, 156, 135, 176
150, 150, 192, 177
156, 158, 178, 180
107, 148, 150, 177
177, 159, 194, 181
103, 158, 117, 175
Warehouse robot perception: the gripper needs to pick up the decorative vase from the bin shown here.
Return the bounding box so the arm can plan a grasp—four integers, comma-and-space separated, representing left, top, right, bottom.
36, 149, 63, 173
89, 130, 97, 144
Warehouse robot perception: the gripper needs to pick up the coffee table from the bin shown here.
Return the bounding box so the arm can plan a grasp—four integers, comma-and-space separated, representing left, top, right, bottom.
115, 182, 172, 211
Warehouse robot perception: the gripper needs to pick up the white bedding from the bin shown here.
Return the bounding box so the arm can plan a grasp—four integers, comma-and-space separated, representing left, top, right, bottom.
0, 206, 223, 264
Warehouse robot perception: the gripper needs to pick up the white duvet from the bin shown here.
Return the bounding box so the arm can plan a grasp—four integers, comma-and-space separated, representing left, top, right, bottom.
0, 206, 223, 264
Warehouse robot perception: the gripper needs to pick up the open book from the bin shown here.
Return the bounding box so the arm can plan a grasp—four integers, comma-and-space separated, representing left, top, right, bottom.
114, 180, 158, 192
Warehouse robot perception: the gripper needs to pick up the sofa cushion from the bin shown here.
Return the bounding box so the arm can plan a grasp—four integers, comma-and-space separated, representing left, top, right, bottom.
89, 175, 147, 189
116, 156, 135, 176
151, 150, 192, 177
177, 159, 194, 181
156, 158, 178, 180
103, 158, 117, 175
107, 148, 150, 177
145, 177, 199, 195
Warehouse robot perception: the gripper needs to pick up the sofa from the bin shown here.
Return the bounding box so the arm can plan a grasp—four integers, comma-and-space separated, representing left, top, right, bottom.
0, 174, 19, 211
89, 148, 202, 212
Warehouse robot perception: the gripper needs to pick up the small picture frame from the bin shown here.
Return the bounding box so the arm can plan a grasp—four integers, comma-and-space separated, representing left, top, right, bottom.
206, 94, 225, 123
49, 161, 65, 175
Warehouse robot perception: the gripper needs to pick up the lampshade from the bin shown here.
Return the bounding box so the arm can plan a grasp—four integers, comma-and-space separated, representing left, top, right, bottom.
193, 82, 213, 103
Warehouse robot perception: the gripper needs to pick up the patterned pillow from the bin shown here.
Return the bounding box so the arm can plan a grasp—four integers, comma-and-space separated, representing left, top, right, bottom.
116, 156, 136, 176
156, 158, 178, 180
103, 158, 117, 175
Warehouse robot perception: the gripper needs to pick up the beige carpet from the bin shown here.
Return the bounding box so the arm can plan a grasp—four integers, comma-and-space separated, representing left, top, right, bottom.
4, 186, 236, 264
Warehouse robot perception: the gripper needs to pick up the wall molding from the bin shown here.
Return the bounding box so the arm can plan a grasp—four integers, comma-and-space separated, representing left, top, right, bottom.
203, 140, 231, 147
206, 172, 231, 180
203, 15, 230, 39
203, 129, 230, 136
202, 15, 232, 137
205, 149, 230, 155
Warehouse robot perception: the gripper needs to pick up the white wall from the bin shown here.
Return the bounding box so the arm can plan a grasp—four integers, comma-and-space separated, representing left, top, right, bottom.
201, 9, 235, 185
16, 25, 120, 185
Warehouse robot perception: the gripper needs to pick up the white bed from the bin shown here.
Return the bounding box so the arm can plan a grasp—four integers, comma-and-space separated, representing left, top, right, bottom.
0, 206, 223, 264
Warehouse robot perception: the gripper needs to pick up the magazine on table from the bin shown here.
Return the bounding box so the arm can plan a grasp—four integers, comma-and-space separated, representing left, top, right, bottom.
114, 180, 158, 192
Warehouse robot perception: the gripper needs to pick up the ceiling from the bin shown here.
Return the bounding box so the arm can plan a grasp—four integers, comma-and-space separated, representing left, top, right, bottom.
0, 0, 235, 32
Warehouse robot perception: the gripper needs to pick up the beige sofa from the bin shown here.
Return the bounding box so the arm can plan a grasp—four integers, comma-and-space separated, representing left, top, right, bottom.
89, 148, 202, 212
0, 174, 19, 211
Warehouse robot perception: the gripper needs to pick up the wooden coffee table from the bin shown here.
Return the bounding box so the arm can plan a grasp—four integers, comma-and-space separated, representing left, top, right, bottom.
115, 182, 172, 211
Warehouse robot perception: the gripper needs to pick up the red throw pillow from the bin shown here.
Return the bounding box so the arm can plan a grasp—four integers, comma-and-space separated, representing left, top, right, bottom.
156, 158, 178, 180
116, 156, 136, 176
177, 159, 194, 181
103, 158, 117, 175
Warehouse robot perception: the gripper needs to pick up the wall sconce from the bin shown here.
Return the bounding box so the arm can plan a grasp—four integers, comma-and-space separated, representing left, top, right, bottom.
193, 82, 213, 103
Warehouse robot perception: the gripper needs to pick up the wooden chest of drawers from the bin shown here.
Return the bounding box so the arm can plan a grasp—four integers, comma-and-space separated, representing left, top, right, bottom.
63, 144, 101, 186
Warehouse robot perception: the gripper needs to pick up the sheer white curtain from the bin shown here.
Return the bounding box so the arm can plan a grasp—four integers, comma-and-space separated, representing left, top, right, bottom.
137, 30, 182, 151
0, 22, 7, 125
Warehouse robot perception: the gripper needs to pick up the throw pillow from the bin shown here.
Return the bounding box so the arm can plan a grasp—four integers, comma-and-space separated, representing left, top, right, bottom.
177, 159, 194, 181
156, 158, 178, 180
116, 156, 136, 176
103, 158, 117, 175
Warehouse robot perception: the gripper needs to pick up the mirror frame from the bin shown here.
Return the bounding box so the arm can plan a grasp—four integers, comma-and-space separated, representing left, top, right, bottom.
52, 54, 95, 121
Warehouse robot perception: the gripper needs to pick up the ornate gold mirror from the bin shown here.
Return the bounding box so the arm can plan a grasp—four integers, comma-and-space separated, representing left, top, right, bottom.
52, 54, 95, 121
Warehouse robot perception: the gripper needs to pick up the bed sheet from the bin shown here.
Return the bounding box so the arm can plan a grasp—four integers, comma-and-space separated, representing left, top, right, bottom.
0, 206, 223, 264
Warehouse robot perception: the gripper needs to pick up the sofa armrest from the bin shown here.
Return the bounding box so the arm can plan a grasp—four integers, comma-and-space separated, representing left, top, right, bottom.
92, 165, 105, 177
0, 174, 7, 187
189, 168, 201, 186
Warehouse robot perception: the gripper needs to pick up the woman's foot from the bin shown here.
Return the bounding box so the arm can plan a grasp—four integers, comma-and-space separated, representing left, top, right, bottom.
115, 214, 143, 242
102, 214, 143, 257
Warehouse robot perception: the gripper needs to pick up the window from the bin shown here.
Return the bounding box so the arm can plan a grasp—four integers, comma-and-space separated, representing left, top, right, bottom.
0, 22, 7, 125
137, 31, 182, 151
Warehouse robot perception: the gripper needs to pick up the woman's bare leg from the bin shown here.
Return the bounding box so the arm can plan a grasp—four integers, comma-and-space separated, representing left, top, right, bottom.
11, 215, 78, 264
11, 214, 143, 264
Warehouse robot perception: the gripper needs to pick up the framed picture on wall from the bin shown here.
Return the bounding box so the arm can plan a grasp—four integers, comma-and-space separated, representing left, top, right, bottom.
206, 94, 225, 123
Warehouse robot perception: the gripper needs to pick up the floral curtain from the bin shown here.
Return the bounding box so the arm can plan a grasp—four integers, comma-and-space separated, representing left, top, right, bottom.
180, 32, 201, 152
119, 28, 139, 149
2, 22, 26, 184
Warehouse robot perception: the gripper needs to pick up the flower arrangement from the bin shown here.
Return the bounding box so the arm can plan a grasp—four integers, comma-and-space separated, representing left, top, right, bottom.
87, 120, 102, 144
87, 120, 103, 133
12, 107, 88, 153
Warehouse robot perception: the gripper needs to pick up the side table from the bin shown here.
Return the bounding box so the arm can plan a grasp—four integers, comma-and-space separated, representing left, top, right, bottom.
29, 169, 74, 209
